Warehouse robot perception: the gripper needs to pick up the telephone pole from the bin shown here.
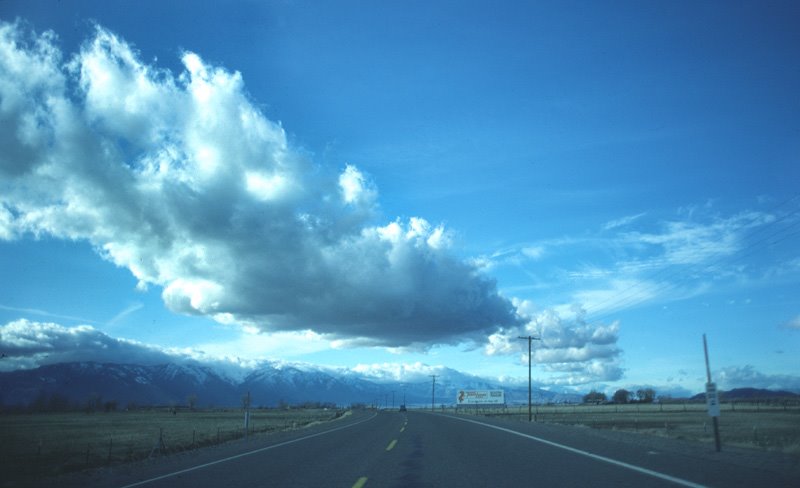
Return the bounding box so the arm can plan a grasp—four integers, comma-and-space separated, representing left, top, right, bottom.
244, 390, 251, 439
518, 335, 541, 422
429, 375, 439, 411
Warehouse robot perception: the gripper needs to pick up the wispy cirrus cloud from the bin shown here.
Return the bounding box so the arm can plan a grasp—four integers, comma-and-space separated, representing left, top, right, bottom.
603, 212, 646, 231
569, 210, 790, 318
107, 303, 144, 326
617, 211, 774, 266
493, 207, 795, 321
784, 315, 800, 330
0, 304, 99, 325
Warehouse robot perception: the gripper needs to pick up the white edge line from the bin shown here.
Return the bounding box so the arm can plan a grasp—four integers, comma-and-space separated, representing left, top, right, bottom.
445, 415, 708, 488
119, 412, 378, 488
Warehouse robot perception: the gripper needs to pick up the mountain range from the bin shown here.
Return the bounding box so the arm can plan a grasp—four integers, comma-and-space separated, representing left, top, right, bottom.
0, 361, 582, 409
689, 387, 800, 402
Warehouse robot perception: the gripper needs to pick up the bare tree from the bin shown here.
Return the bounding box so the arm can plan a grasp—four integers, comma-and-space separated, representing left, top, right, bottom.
612, 388, 630, 404
583, 390, 607, 404
636, 388, 656, 403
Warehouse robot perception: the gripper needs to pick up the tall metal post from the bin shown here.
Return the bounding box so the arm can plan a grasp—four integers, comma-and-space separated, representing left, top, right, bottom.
703, 334, 722, 452
518, 336, 540, 422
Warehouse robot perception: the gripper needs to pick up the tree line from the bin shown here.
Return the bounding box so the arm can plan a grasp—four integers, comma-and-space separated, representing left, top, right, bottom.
0, 391, 124, 414
583, 388, 656, 404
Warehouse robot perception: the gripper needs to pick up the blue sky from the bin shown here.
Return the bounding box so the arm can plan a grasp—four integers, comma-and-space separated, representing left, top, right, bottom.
1, 1, 799, 396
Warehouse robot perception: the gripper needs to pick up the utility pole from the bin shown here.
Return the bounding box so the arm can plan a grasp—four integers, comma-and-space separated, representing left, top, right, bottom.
518, 335, 541, 422
244, 391, 251, 439
703, 334, 722, 452
429, 375, 439, 411
392, 391, 395, 410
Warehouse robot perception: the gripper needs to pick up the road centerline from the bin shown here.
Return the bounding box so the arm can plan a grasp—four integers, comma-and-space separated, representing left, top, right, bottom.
445, 415, 708, 488
386, 439, 398, 451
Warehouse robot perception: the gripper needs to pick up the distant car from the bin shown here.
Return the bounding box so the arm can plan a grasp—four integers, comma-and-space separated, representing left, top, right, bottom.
399, 404, 407, 412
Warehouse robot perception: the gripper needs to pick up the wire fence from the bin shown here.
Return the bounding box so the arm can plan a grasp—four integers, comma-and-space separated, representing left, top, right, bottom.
1, 408, 346, 485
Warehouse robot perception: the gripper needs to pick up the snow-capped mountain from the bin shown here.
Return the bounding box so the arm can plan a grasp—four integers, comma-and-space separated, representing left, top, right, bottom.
240, 363, 388, 406
0, 362, 239, 408
0, 361, 581, 409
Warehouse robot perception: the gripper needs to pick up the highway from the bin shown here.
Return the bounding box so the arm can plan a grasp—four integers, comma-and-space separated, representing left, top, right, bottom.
65, 410, 798, 488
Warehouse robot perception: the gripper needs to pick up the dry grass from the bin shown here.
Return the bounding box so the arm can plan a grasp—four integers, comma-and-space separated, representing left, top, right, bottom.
0, 407, 344, 484
459, 401, 800, 456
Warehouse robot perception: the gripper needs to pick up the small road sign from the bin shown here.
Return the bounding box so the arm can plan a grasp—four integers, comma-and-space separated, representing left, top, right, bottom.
705, 382, 720, 417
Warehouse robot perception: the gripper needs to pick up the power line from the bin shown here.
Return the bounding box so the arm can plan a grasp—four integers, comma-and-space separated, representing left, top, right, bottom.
590, 217, 800, 324
580, 197, 800, 324
586, 206, 800, 319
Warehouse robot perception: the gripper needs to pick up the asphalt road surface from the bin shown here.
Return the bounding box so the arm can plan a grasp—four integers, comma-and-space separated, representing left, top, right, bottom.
60, 410, 799, 487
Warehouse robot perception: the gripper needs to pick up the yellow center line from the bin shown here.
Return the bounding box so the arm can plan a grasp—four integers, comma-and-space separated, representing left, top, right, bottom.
386, 439, 398, 451
352, 476, 368, 488
400, 426, 405, 433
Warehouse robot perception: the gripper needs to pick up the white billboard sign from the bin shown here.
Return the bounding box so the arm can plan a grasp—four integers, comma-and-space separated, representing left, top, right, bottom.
457, 389, 505, 405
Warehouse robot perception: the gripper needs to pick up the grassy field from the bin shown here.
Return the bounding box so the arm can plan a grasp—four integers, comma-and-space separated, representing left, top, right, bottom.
4, 402, 796, 485
0, 407, 345, 484
455, 401, 800, 456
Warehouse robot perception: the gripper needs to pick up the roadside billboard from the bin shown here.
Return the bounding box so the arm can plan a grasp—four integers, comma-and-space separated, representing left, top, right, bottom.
456, 389, 505, 405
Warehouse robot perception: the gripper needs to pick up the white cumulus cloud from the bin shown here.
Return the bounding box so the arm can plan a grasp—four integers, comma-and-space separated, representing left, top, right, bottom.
716, 365, 800, 392
0, 21, 520, 347
0, 319, 178, 371
485, 300, 623, 385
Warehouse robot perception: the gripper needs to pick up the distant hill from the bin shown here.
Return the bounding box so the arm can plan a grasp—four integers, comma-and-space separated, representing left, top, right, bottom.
690, 387, 800, 401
